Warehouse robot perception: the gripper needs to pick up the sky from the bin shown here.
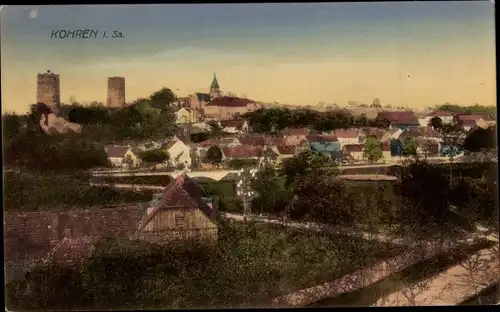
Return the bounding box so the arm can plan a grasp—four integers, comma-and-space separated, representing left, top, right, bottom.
0, 2, 496, 114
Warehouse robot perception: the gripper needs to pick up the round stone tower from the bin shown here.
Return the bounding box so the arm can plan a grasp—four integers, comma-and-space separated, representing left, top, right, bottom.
36, 70, 61, 113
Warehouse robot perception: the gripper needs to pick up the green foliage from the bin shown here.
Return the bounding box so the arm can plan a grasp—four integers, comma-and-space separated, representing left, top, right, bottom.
281, 150, 336, 186
150, 88, 176, 111
436, 103, 496, 115
6, 224, 402, 310
363, 136, 383, 162
429, 116, 443, 129
2, 113, 26, 140
402, 137, 418, 156
3, 171, 153, 211
205, 146, 223, 163
397, 159, 452, 227
139, 149, 169, 164
245, 108, 378, 134
251, 166, 293, 215
227, 158, 258, 169
190, 131, 210, 143
67, 105, 110, 124
4, 130, 111, 171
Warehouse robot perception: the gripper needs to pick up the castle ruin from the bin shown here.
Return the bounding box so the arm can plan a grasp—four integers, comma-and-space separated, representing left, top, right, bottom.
36, 70, 61, 113
107, 77, 126, 107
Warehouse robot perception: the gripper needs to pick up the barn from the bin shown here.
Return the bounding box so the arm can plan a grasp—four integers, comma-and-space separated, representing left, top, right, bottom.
134, 173, 219, 245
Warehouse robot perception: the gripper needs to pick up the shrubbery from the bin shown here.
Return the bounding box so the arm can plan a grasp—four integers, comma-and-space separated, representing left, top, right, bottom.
6, 222, 403, 310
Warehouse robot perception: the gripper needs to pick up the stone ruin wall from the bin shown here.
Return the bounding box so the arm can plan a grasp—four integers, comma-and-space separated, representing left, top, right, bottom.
107, 77, 126, 107
36, 71, 61, 113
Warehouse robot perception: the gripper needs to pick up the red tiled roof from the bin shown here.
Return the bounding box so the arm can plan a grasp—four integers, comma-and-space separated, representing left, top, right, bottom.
222, 145, 263, 158
206, 96, 255, 107
426, 111, 454, 117
343, 144, 364, 153
333, 129, 359, 139
263, 137, 285, 146
198, 138, 221, 148
277, 145, 296, 155
457, 114, 484, 121
461, 120, 478, 126
105, 145, 130, 158
306, 135, 338, 143
138, 174, 214, 231
376, 111, 419, 125
281, 127, 311, 136
400, 126, 443, 139
239, 135, 266, 146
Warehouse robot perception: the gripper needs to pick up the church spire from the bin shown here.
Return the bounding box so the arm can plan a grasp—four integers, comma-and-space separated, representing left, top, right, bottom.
210, 73, 220, 89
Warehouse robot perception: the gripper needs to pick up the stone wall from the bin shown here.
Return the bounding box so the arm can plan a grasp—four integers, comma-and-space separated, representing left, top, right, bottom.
4, 205, 143, 282
107, 77, 126, 107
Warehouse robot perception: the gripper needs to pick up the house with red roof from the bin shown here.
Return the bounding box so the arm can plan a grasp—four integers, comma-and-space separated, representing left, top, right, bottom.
332, 129, 363, 146
419, 110, 455, 127
342, 144, 364, 162
222, 145, 263, 161
135, 173, 218, 245
104, 145, 139, 168
218, 119, 250, 133
456, 114, 486, 132
376, 111, 420, 130
204, 96, 262, 120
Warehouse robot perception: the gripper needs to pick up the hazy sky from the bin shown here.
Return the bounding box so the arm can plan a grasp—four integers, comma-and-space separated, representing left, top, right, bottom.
0, 2, 496, 114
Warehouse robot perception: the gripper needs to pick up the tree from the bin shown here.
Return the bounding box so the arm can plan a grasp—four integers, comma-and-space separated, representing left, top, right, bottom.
429, 116, 443, 129
397, 159, 452, 228
139, 149, 169, 164
281, 150, 336, 187
371, 97, 381, 108
149, 88, 176, 111
403, 137, 418, 156
251, 166, 293, 216
122, 155, 134, 169
205, 146, 223, 163
190, 132, 210, 143
3, 113, 26, 140
363, 137, 383, 162
463, 126, 496, 152
285, 169, 352, 224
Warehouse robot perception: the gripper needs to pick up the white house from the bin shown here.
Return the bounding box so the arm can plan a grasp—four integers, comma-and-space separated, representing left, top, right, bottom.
419, 111, 454, 127
219, 119, 250, 134
137, 140, 162, 151
332, 129, 363, 147
104, 145, 139, 168
162, 140, 192, 168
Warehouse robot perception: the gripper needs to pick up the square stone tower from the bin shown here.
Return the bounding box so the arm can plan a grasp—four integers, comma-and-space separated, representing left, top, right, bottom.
107, 77, 126, 107
36, 70, 61, 113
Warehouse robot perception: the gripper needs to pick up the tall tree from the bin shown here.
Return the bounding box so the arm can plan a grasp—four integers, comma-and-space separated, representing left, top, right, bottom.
364, 136, 383, 162
149, 88, 176, 111
205, 146, 223, 163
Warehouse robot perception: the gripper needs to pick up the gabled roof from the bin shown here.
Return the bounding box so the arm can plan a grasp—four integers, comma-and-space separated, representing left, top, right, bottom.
343, 144, 364, 153
220, 119, 246, 129
195, 93, 211, 103
457, 114, 485, 121
222, 145, 263, 158
426, 110, 454, 118
281, 127, 311, 136
263, 137, 285, 146
239, 135, 266, 146
380, 140, 391, 151
162, 140, 178, 150
276, 145, 296, 155
400, 126, 443, 139
105, 145, 131, 158
376, 111, 419, 125
206, 96, 256, 107
197, 138, 221, 148
306, 135, 338, 143
333, 129, 359, 139
137, 174, 214, 231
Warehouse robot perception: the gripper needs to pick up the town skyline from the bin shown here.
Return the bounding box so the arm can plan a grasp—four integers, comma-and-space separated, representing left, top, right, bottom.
1, 2, 496, 114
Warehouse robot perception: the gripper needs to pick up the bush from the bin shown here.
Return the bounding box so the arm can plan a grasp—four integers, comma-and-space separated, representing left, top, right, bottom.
227, 158, 258, 169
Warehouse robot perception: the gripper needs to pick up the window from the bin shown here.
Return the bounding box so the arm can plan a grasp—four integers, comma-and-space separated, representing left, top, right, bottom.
175, 215, 185, 229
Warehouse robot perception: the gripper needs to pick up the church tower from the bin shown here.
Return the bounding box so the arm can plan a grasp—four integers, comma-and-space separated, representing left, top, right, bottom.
209, 73, 221, 99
